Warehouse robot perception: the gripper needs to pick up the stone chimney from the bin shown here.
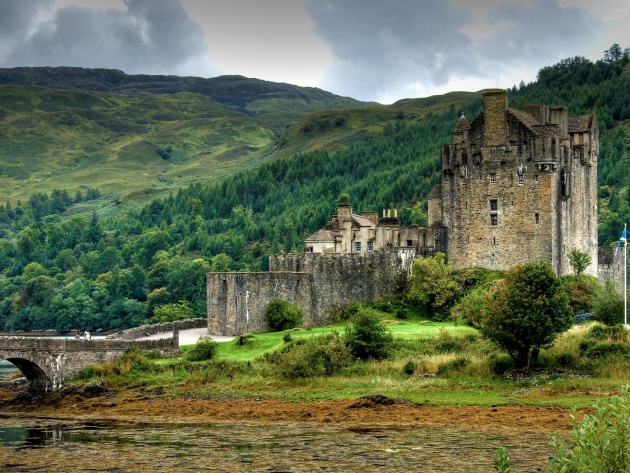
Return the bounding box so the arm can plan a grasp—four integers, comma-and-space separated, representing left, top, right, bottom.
549, 106, 568, 134
522, 104, 549, 125
482, 89, 508, 147
337, 204, 352, 221
362, 211, 378, 225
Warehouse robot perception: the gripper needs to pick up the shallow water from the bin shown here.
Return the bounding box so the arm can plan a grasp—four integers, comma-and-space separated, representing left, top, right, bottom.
0, 417, 551, 472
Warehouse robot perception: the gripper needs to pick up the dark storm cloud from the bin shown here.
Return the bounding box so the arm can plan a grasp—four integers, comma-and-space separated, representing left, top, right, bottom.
306, 0, 478, 101
0, 0, 213, 75
306, 0, 599, 101
476, 0, 596, 64
0, 0, 54, 40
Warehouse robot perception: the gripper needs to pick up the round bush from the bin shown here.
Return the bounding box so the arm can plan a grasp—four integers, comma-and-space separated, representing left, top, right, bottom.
186, 337, 218, 361
266, 300, 304, 331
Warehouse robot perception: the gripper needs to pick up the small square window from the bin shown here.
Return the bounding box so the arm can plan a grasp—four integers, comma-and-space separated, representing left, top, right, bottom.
490, 200, 498, 211
355, 242, 362, 252
490, 173, 497, 183
367, 241, 373, 252
490, 214, 498, 226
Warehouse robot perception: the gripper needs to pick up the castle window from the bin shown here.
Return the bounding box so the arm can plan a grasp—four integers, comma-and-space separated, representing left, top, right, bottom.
493, 237, 496, 246
407, 240, 413, 247
535, 213, 539, 225
490, 214, 498, 226
535, 175, 539, 182
355, 242, 362, 252
490, 200, 498, 211
367, 241, 373, 252
518, 174, 524, 184
490, 173, 497, 183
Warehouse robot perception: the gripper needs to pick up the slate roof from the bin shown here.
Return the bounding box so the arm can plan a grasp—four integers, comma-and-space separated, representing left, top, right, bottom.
352, 214, 376, 228
305, 229, 339, 242
531, 124, 569, 139
427, 183, 441, 199
568, 114, 595, 133
507, 108, 541, 132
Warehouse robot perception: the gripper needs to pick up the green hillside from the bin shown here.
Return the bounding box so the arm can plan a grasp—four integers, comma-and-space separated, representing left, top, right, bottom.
0, 68, 477, 214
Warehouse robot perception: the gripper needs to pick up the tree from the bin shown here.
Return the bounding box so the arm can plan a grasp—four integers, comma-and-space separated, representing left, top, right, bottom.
568, 248, 592, 275
603, 43, 624, 62
481, 261, 572, 368
408, 252, 460, 320
150, 300, 194, 323
344, 307, 393, 360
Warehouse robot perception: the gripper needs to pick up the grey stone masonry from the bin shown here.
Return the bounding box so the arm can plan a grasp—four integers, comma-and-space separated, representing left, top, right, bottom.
107, 318, 207, 340
207, 251, 412, 336
0, 336, 176, 391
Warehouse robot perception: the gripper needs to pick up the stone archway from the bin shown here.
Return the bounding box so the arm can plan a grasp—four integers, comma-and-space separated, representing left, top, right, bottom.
3, 357, 51, 391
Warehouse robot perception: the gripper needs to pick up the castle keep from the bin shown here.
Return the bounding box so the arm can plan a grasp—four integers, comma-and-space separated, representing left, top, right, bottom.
207, 90, 601, 335
429, 89, 598, 276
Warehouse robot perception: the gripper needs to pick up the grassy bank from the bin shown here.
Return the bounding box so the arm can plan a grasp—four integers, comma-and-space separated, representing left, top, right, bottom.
74, 316, 630, 411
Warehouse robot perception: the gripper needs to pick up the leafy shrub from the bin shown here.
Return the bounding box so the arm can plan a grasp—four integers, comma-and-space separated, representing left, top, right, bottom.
276, 333, 352, 378
561, 274, 600, 314
437, 356, 468, 375
450, 287, 488, 327
593, 280, 625, 325
491, 354, 515, 375
186, 337, 218, 361
402, 360, 416, 376
282, 331, 293, 343
266, 300, 304, 331
584, 341, 628, 358
496, 387, 630, 472
554, 351, 576, 368
434, 329, 465, 353
588, 323, 629, 341
344, 308, 393, 360
111, 349, 152, 375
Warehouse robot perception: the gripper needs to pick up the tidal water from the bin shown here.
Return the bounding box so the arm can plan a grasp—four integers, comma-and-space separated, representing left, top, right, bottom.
0, 360, 16, 379
0, 417, 552, 472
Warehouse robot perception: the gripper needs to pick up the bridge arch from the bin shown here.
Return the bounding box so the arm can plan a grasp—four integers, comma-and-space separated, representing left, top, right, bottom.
2, 356, 51, 390
0, 335, 177, 392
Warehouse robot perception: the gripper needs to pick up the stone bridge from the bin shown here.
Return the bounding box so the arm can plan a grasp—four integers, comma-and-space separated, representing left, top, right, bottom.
0, 334, 177, 391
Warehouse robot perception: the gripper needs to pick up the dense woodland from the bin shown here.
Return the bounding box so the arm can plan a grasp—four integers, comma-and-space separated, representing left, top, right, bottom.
0, 48, 628, 332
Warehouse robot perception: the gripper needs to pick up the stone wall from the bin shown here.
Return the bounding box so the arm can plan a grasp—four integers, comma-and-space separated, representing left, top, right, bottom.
107, 318, 207, 340
598, 246, 626, 290
207, 251, 409, 336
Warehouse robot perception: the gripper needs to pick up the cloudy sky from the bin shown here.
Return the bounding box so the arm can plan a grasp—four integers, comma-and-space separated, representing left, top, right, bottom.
0, 0, 626, 103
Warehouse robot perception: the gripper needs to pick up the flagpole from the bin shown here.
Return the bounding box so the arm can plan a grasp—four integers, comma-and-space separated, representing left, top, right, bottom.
625, 223, 628, 328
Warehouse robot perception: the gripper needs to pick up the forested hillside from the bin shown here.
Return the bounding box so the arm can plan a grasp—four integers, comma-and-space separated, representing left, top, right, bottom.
0, 48, 628, 332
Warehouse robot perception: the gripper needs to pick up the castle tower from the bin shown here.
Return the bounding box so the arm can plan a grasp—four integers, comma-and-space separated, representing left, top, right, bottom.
429, 90, 598, 276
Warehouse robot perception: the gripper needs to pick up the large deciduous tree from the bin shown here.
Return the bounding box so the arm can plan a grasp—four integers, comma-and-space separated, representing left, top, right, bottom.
481, 261, 572, 368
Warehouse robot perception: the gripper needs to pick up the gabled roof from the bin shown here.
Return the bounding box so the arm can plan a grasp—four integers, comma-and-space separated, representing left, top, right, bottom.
427, 183, 441, 199
507, 108, 541, 133
352, 214, 376, 228
305, 229, 339, 242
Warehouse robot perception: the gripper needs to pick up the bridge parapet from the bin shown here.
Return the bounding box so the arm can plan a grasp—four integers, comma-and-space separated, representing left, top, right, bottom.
0, 335, 177, 391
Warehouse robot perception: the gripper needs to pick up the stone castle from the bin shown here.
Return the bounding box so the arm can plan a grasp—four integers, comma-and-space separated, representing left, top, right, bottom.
207, 89, 609, 336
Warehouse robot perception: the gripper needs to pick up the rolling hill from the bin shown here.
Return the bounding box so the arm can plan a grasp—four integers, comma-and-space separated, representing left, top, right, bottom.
0, 67, 479, 214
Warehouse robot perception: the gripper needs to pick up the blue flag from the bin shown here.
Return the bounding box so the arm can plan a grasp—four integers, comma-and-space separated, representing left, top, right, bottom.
615, 226, 627, 256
